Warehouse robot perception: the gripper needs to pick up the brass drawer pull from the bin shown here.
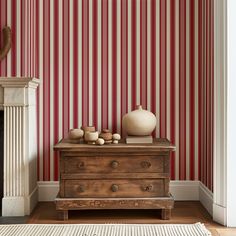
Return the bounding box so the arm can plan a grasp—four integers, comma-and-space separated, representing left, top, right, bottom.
141, 161, 151, 169
142, 184, 153, 192
77, 162, 85, 169
78, 185, 85, 192
111, 184, 119, 192
111, 161, 119, 169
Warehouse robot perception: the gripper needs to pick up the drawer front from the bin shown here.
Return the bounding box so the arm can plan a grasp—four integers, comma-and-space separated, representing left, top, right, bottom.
63, 156, 166, 174
63, 179, 169, 198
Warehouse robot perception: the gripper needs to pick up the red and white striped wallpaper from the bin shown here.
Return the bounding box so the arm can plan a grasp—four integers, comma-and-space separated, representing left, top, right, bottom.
0, 0, 214, 191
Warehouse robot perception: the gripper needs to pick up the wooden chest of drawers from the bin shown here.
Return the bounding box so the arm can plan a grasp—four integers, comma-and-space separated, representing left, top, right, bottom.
54, 138, 175, 220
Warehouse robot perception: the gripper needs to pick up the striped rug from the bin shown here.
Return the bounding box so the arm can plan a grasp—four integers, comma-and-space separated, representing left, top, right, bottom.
0, 223, 211, 236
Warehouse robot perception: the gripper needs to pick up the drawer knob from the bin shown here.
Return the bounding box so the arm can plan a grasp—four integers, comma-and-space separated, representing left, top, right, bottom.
78, 185, 85, 193
141, 161, 151, 169
111, 184, 119, 192
77, 162, 85, 169
111, 161, 119, 169
142, 184, 153, 192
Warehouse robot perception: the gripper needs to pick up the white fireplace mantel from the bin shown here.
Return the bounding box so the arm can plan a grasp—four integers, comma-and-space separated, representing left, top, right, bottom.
0, 77, 40, 216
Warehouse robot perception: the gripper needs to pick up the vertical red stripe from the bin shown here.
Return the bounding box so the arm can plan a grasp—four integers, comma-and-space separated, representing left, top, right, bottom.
11, 0, 17, 76
204, 0, 209, 186
209, 0, 212, 189
207, 0, 211, 188
82, 0, 89, 126
101, 0, 108, 130
112, 0, 117, 133
202, 0, 206, 185
29, 0, 31, 75
32, 0, 35, 76
26, 0, 28, 75
25, 0, 27, 75
30, 0, 32, 75
21, 0, 25, 75
208, 0, 213, 190
131, 0, 136, 110
198, 0, 203, 183
170, 0, 176, 180
35, 0, 39, 78
43, 0, 50, 181
126, 0, 128, 114
73, 0, 78, 128
179, 0, 186, 180
140, 0, 147, 109
27, 0, 29, 75
33, 0, 35, 75
36, 0, 40, 180
0, 0, 7, 75
150, 0, 156, 135
53, 0, 59, 181
62, 0, 70, 136
209, 0, 212, 190
189, 0, 195, 180
211, 0, 214, 191
121, 0, 128, 135
28, 0, 30, 75
32, 0, 34, 75
93, 0, 98, 130
203, 0, 206, 184
160, 0, 166, 138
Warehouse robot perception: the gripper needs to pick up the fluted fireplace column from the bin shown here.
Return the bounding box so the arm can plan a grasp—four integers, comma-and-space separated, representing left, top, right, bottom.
0, 77, 40, 216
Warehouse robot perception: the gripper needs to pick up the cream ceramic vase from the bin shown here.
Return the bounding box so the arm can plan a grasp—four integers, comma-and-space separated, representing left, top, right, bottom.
122, 105, 156, 136
84, 131, 99, 144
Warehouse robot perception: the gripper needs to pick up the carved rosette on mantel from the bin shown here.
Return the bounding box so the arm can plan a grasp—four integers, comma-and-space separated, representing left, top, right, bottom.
0, 77, 40, 216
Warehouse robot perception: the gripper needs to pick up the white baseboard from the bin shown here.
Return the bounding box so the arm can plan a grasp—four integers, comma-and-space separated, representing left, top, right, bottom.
27, 186, 39, 215
170, 181, 200, 201
38, 180, 200, 202
38, 181, 59, 202
213, 203, 227, 226
199, 182, 213, 216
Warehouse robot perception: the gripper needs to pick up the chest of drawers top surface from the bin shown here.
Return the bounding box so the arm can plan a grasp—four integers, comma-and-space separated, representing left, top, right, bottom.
54, 138, 175, 153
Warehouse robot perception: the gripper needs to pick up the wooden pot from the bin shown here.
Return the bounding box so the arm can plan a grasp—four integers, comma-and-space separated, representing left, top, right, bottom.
99, 129, 113, 142
68, 129, 84, 140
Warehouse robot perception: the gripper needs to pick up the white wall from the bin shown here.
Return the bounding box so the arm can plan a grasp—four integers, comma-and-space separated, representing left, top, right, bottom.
213, 0, 227, 226
227, 0, 236, 227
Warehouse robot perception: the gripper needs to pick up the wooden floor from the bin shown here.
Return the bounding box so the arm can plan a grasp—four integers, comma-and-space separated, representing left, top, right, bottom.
26, 201, 236, 236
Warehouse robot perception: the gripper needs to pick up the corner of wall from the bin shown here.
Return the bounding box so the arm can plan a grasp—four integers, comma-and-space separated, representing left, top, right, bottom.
199, 182, 213, 216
